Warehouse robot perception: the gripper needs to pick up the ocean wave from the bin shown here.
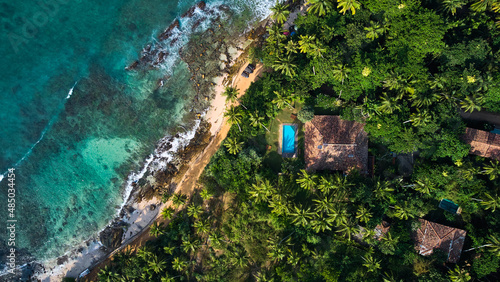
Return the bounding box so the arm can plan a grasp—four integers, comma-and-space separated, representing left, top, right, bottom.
7, 82, 78, 171
120, 119, 201, 207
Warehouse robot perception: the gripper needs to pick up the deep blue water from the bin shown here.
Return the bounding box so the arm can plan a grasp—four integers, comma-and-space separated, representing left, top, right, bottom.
0, 0, 273, 264
283, 125, 296, 153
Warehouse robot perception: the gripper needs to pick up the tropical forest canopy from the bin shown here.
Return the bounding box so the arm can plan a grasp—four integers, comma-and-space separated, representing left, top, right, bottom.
96, 0, 500, 281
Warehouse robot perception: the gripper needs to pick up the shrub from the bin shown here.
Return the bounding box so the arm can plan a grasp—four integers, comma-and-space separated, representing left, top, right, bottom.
297, 106, 314, 123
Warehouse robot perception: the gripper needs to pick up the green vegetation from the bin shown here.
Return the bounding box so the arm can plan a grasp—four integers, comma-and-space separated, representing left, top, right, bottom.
98, 0, 500, 281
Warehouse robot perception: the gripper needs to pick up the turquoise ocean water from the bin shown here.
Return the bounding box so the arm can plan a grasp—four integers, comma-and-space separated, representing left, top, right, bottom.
0, 0, 273, 267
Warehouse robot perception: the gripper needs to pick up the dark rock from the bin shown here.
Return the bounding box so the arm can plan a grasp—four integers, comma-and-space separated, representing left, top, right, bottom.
57, 256, 68, 265
99, 225, 124, 250
197, 1, 207, 10
159, 20, 180, 40
182, 1, 207, 18
125, 60, 139, 70
149, 204, 156, 211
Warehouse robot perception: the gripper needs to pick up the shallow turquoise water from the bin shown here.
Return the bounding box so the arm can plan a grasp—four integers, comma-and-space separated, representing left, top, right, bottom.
283, 125, 296, 153
0, 0, 274, 264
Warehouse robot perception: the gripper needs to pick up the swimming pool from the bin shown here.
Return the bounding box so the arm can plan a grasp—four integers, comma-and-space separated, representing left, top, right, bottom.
282, 125, 296, 154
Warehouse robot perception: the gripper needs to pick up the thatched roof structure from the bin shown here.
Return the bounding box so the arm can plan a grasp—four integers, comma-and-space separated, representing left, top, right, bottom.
413, 219, 467, 263
304, 116, 368, 173
463, 128, 500, 160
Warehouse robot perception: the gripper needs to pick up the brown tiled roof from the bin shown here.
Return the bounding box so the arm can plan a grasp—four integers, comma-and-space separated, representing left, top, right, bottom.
305, 116, 368, 173
412, 219, 467, 263
311, 116, 366, 144
463, 128, 500, 160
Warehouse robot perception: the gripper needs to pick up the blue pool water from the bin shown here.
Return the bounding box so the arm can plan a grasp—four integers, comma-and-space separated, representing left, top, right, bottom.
282, 125, 296, 153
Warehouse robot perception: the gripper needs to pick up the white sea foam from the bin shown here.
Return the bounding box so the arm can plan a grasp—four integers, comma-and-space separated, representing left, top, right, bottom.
4, 81, 79, 173
66, 81, 78, 99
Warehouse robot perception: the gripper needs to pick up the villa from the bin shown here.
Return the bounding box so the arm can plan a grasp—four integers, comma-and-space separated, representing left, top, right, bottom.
463, 127, 500, 160
304, 115, 368, 173
413, 219, 467, 263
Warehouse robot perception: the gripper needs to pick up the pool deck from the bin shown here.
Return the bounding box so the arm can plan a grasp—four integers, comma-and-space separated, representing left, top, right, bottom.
278, 123, 298, 158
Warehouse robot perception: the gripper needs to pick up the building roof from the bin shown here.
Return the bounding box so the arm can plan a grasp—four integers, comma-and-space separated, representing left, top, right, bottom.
305, 116, 368, 172
463, 128, 500, 160
413, 219, 467, 263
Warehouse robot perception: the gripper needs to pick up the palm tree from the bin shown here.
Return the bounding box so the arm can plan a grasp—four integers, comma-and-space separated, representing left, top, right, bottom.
250, 178, 273, 203
208, 232, 223, 247
296, 169, 317, 191
355, 97, 380, 118
285, 40, 299, 55
313, 196, 334, 213
311, 216, 333, 233
487, 234, 500, 256
187, 204, 204, 219
222, 86, 239, 104
194, 219, 210, 235
364, 21, 385, 40
373, 178, 394, 202
172, 193, 187, 207
337, 0, 361, 15
98, 266, 120, 282
248, 110, 270, 131
448, 265, 471, 282
148, 254, 167, 274
407, 110, 432, 127
298, 35, 316, 54
356, 206, 372, 224
200, 188, 213, 201
482, 160, 500, 180
267, 239, 287, 262
326, 206, 348, 227
470, 0, 495, 12
377, 94, 401, 114
336, 222, 357, 241
272, 55, 297, 77
362, 253, 382, 273
172, 257, 188, 272
413, 177, 434, 195
161, 207, 175, 220
441, 0, 467, 15
481, 193, 500, 212
272, 91, 294, 109
464, 234, 500, 256
224, 106, 243, 131
332, 64, 351, 84
317, 176, 334, 194
224, 137, 244, 155
410, 92, 436, 108
379, 232, 399, 255
306, 0, 333, 16
392, 204, 415, 220
164, 245, 175, 255
271, 1, 290, 25
182, 236, 200, 255
150, 222, 164, 237
460, 95, 482, 113
269, 194, 290, 215
290, 205, 315, 227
